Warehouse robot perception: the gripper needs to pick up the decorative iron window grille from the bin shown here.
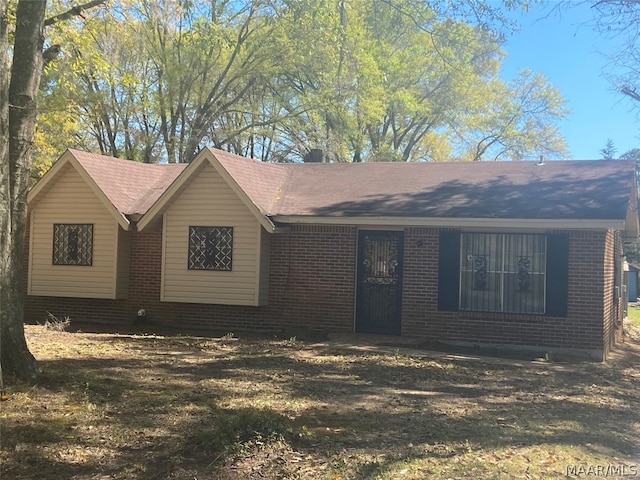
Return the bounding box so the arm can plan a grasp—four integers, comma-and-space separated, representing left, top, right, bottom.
361, 235, 400, 284
188, 226, 233, 271
52, 224, 93, 266
460, 233, 546, 314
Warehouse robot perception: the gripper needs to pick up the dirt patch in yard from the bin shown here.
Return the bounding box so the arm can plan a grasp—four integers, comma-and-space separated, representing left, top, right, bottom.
1, 325, 639, 479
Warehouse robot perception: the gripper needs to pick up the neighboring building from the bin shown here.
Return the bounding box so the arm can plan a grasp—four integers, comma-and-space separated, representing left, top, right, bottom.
626, 262, 640, 303
25, 148, 640, 360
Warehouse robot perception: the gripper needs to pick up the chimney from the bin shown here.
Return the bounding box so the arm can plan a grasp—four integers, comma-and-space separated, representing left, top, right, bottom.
303, 148, 324, 163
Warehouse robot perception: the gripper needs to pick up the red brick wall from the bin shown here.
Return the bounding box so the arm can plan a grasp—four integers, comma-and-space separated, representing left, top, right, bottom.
602, 229, 625, 357
270, 225, 357, 332
25, 222, 616, 357
401, 227, 440, 333
402, 228, 612, 356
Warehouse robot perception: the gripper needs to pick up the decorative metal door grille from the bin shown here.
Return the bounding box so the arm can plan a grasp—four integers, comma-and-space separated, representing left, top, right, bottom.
356, 231, 403, 334
460, 233, 546, 314
188, 226, 233, 271
52, 224, 93, 266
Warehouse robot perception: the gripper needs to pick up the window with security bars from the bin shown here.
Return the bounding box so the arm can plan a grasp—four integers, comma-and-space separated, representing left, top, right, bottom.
52, 224, 93, 266
460, 233, 546, 314
188, 226, 233, 271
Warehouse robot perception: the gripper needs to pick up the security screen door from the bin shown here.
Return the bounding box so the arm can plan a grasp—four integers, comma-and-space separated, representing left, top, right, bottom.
355, 231, 404, 334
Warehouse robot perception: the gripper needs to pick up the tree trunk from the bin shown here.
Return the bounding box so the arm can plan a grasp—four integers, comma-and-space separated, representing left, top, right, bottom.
0, 0, 47, 382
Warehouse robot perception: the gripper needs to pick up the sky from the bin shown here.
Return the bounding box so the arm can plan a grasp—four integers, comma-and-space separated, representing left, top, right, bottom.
500, 1, 639, 160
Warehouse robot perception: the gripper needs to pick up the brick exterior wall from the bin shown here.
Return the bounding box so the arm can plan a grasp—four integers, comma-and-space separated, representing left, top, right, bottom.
25, 223, 622, 358
25, 224, 357, 336
602, 229, 625, 357
401, 228, 622, 357
271, 226, 357, 332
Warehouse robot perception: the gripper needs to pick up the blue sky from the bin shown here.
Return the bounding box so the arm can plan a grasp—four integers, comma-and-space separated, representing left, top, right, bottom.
500, 1, 639, 159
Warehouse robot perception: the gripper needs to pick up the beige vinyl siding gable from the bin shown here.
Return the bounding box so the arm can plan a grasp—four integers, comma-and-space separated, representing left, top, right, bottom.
162, 163, 268, 305
28, 164, 122, 299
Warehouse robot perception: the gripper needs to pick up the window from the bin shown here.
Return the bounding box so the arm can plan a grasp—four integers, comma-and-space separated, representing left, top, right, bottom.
439, 231, 568, 317
52, 224, 93, 266
188, 226, 233, 271
459, 233, 546, 314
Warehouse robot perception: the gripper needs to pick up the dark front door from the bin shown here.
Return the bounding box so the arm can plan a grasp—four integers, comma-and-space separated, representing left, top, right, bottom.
356, 231, 404, 334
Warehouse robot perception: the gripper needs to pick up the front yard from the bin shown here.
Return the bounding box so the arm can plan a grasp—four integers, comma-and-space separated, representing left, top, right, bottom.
1, 325, 639, 479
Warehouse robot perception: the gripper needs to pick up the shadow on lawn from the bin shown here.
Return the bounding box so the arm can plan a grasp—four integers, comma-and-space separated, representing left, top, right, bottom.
3, 332, 639, 479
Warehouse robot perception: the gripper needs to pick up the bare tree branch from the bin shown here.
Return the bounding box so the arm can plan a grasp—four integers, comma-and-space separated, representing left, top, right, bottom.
44, 0, 106, 27
621, 85, 640, 103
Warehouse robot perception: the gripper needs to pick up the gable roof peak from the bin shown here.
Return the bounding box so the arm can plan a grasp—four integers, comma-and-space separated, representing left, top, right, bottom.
29, 149, 187, 229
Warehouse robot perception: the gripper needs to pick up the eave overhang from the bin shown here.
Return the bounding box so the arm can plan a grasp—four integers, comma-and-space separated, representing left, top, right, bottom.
271, 215, 628, 232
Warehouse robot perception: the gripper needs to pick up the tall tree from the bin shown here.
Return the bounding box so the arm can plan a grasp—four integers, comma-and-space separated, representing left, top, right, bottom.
1, 0, 47, 382
1, 0, 105, 382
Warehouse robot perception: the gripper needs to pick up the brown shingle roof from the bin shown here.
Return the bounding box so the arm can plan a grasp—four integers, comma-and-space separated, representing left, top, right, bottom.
205, 150, 635, 221
272, 159, 635, 220
69, 149, 187, 217
38, 148, 637, 227
206, 147, 289, 215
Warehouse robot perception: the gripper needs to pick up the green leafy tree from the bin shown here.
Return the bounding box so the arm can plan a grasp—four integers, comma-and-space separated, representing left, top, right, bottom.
620, 147, 640, 164
263, 1, 568, 162
41, 0, 304, 163
357, 10, 504, 162
35, 0, 567, 164
452, 70, 569, 161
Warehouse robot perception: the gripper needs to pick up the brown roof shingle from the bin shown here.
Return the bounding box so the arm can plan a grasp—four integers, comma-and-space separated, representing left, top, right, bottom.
272, 159, 635, 220
69, 149, 187, 217
206, 147, 289, 215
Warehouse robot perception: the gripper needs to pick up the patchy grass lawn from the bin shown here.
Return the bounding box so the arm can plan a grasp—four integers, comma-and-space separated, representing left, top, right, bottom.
627, 303, 640, 327
1, 325, 640, 480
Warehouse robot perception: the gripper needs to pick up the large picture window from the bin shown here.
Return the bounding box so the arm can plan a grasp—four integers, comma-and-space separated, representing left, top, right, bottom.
459, 233, 546, 314
52, 223, 93, 266
188, 226, 233, 271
